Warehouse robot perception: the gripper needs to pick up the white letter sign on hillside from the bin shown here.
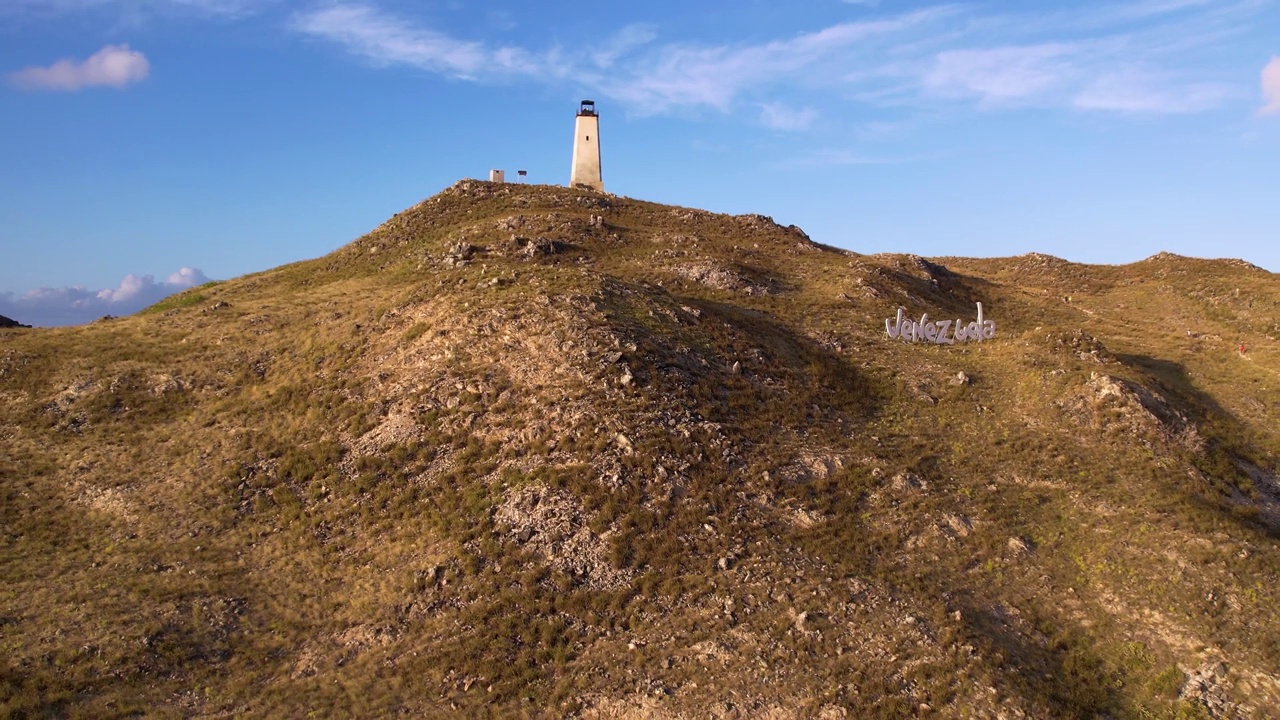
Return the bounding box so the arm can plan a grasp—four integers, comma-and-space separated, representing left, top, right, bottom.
886, 302, 996, 344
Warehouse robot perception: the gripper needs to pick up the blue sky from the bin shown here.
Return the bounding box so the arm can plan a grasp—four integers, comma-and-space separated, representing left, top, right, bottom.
2, 0, 1278, 325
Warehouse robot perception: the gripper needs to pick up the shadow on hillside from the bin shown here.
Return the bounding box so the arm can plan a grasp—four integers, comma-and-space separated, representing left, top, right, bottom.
663, 295, 883, 432
874, 266, 1089, 336
955, 273, 1097, 331
952, 593, 1126, 718
1117, 352, 1279, 538
873, 262, 974, 312
1115, 353, 1233, 427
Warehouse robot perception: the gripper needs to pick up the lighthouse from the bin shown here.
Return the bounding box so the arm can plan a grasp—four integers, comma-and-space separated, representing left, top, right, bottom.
570, 100, 603, 192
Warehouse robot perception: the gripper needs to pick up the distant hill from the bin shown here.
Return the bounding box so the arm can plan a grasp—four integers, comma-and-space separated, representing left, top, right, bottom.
2, 180, 1278, 718
0, 313, 30, 328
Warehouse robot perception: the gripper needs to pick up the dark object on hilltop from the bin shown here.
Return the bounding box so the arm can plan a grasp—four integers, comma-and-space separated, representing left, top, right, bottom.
0, 314, 32, 329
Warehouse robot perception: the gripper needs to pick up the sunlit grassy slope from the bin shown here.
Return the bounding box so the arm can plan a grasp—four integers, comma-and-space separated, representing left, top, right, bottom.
2, 180, 1279, 718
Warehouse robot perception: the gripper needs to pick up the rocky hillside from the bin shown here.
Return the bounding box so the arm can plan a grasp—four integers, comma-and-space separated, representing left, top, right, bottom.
0, 314, 30, 329
2, 180, 1279, 718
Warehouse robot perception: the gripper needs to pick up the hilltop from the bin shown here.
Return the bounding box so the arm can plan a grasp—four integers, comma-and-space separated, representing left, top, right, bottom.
0, 314, 30, 329
2, 180, 1279, 718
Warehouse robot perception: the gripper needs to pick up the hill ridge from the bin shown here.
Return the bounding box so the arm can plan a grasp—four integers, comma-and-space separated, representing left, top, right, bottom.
2, 181, 1279, 718
0, 313, 31, 328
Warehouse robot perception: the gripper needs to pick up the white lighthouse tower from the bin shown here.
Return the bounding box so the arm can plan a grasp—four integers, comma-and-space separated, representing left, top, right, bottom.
570, 100, 603, 192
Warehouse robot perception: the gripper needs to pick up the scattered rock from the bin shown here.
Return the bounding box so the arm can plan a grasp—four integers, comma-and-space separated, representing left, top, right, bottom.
495, 485, 632, 590
912, 382, 937, 405
906, 255, 955, 287
513, 235, 564, 259
1181, 660, 1234, 719
150, 373, 187, 396
1007, 537, 1033, 555
943, 514, 973, 538
614, 434, 633, 453
773, 452, 844, 485
1072, 372, 1202, 450
1045, 329, 1116, 364
795, 610, 811, 632
443, 241, 479, 267
575, 195, 612, 210
892, 472, 927, 492
669, 208, 706, 222
673, 261, 772, 295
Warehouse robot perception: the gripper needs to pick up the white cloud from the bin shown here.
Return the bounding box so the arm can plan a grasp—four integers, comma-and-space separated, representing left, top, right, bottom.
166, 267, 207, 286
165, 0, 261, 16
1261, 57, 1280, 116
1104, 0, 1219, 22
255, 1, 1268, 121
608, 3, 1258, 117
0, 267, 211, 327
291, 3, 957, 113
598, 7, 959, 114
292, 3, 554, 80
759, 103, 819, 131
924, 44, 1078, 105
0, 0, 1264, 122
8, 44, 149, 91
592, 23, 658, 68
1074, 70, 1231, 113
283, 1, 1259, 120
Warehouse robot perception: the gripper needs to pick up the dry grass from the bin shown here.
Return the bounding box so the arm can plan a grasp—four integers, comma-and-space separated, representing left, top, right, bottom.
2, 180, 1278, 718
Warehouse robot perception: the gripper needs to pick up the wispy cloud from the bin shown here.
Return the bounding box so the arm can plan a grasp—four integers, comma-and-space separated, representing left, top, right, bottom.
918, 40, 1236, 114
288, 1, 1261, 123
1100, 0, 1220, 22
17, 0, 1263, 124
592, 23, 657, 68
8, 44, 149, 91
153, 0, 260, 16
292, 3, 557, 80
595, 8, 959, 114
1074, 69, 1231, 113
760, 103, 819, 131
1261, 57, 1280, 116
290, 3, 958, 118
0, 268, 211, 327
1, 0, 264, 19
923, 44, 1078, 106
